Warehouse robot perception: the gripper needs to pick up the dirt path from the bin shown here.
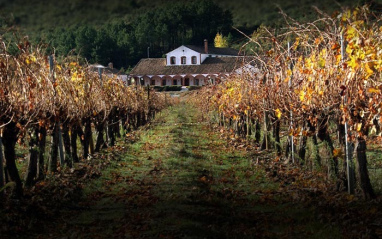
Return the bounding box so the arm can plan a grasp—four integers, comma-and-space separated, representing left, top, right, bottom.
37, 102, 340, 239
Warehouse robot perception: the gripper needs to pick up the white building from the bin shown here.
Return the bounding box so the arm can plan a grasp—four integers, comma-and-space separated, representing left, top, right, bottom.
129, 40, 251, 86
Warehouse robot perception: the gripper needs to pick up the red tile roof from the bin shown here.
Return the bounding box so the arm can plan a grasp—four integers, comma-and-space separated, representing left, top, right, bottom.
129, 57, 250, 76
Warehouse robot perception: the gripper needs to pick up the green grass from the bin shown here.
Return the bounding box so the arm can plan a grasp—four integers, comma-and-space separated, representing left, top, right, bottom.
39, 101, 342, 239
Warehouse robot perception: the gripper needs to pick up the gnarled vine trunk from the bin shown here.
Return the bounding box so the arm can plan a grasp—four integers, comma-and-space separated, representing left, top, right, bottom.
95, 120, 106, 152
70, 123, 80, 163
108, 108, 116, 147
356, 137, 375, 199
37, 126, 46, 180
3, 122, 22, 197
83, 117, 92, 159
25, 128, 38, 187
317, 115, 338, 179
62, 122, 72, 167
49, 123, 59, 172
272, 116, 281, 156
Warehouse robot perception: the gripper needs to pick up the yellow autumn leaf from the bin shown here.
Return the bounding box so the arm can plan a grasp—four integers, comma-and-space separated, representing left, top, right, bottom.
307, 87, 314, 96
346, 45, 353, 55
365, 62, 374, 79
367, 88, 380, 94
336, 54, 342, 65
318, 58, 326, 68
347, 57, 359, 69
275, 108, 282, 119
346, 25, 357, 39
356, 122, 362, 131
341, 10, 351, 22
293, 37, 300, 50
299, 90, 305, 101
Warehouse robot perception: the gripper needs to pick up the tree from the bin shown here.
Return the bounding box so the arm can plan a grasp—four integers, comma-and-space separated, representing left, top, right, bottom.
44, 0, 234, 69
214, 32, 229, 48
91, 28, 114, 65
75, 25, 97, 62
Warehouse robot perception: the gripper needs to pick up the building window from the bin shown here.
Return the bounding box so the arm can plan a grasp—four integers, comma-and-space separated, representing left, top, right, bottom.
181, 56, 186, 65
191, 56, 197, 64
170, 56, 176, 65
162, 79, 166, 86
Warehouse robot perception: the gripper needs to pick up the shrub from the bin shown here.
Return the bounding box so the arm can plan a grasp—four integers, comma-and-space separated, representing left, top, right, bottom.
154, 85, 182, 91
188, 86, 202, 91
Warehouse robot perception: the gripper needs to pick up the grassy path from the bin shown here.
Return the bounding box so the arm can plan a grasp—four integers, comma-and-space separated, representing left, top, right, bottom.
43, 102, 339, 239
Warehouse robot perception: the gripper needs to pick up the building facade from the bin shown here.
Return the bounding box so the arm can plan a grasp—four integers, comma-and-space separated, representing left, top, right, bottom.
129, 40, 248, 86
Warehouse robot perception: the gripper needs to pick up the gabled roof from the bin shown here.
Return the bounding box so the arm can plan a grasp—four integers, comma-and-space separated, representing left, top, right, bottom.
184, 45, 240, 56
129, 57, 252, 76
166, 45, 200, 56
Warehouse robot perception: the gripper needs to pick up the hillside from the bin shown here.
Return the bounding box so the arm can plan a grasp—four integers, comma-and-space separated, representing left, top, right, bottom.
0, 0, 374, 34
219, 0, 371, 28
0, 0, 378, 70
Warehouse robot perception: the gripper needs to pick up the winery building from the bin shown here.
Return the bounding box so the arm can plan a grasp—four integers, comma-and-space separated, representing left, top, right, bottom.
129, 40, 251, 86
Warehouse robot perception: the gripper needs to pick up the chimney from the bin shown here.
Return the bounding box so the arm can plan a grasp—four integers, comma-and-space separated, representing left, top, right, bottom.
204, 39, 208, 54
108, 62, 113, 69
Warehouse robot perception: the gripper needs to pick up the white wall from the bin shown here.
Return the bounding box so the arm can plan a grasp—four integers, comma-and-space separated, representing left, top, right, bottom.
166, 46, 200, 66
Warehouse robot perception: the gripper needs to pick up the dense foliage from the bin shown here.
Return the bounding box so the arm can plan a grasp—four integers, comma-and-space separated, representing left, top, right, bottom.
2, 0, 233, 70
3, 0, 370, 33
2, 0, 372, 70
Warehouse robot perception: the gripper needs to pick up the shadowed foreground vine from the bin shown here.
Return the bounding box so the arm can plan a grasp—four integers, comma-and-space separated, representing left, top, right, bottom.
190, 5, 382, 199
0, 39, 170, 198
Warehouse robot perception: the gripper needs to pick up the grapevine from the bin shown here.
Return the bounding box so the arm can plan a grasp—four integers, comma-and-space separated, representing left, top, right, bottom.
0, 39, 169, 197
192, 5, 382, 198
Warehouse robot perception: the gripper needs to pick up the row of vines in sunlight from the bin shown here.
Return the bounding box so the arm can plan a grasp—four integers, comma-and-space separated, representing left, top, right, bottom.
192, 5, 382, 199
0, 39, 169, 198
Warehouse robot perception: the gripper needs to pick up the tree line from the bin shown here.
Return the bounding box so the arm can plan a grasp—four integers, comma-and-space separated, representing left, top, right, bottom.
42, 0, 233, 71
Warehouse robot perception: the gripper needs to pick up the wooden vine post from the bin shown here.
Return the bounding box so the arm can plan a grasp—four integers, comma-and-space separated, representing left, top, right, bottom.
340, 35, 355, 194
49, 55, 65, 168
288, 42, 295, 163
96, 66, 106, 149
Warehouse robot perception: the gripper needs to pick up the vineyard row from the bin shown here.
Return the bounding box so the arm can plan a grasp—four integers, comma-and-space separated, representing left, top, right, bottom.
0, 41, 170, 197
192, 5, 382, 199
